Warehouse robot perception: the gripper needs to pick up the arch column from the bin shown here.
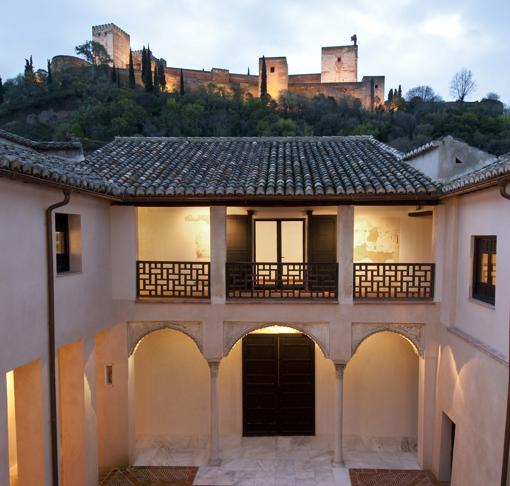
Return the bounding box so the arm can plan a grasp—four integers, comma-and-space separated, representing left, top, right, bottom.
208, 360, 221, 466
332, 361, 346, 467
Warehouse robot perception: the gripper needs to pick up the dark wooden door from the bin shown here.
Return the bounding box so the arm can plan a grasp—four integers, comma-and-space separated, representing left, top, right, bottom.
308, 215, 337, 262
227, 215, 252, 262
242, 333, 315, 436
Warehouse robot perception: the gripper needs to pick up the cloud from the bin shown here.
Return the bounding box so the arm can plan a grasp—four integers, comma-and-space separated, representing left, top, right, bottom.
420, 14, 463, 39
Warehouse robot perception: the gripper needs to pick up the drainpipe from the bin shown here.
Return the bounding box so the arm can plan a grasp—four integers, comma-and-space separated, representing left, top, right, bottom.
46, 190, 71, 486
500, 178, 510, 486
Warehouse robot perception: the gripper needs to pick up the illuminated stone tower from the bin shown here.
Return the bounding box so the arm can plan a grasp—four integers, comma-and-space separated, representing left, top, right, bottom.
92, 23, 130, 68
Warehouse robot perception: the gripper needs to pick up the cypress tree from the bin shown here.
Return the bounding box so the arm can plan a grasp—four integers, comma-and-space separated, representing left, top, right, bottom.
158, 61, 166, 92
0, 77, 4, 104
153, 62, 160, 92
111, 64, 117, 84
247, 67, 250, 76
24, 56, 34, 82
179, 69, 185, 96
260, 56, 267, 99
47, 59, 52, 84
398, 84, 402, 97
128, 49, 136, 88
388, 88, 393, 101
141, 46, 147, 87
145, 45, 153, 92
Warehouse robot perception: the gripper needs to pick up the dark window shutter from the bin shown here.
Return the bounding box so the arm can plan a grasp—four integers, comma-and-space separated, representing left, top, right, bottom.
227, 215, 252, 262
308, 215, 337, 263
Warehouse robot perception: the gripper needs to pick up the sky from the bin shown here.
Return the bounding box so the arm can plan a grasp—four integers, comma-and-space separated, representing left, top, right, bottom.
1, 0, 509, 103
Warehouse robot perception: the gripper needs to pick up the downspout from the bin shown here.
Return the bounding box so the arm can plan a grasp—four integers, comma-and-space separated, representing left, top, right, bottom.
500, 178, 510, 486
46, 190, 71, 486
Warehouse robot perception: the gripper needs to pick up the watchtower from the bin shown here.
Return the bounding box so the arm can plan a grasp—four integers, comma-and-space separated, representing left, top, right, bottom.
259, 57, 288, 100
92, 23, 130, 68
321, 44, 358, 83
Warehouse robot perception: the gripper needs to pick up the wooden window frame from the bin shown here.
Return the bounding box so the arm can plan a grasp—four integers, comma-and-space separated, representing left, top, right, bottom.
55, 213, 70, 273
253, 218, 306, 263
472, 235, 496, 305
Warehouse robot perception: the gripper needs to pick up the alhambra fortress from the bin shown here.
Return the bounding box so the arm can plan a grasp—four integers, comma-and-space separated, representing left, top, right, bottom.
51, 23, 385, 109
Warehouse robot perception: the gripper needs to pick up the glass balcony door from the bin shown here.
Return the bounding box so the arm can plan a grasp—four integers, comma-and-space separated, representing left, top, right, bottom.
254, 219, 304, 264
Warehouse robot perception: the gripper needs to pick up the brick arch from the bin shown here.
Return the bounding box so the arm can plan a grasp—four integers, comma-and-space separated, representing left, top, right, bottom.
351, 322, 424, 358
223, 321, 330, 358
128, 321, 203, 357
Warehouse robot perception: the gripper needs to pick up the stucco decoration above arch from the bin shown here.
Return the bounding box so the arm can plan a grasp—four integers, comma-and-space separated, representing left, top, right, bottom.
128, 320, 203, 356
351, 322, 424, 357
223, 321, 330, 358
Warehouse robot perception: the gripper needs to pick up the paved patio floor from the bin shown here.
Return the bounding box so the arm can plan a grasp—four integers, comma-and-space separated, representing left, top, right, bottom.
134, 436, 422, 486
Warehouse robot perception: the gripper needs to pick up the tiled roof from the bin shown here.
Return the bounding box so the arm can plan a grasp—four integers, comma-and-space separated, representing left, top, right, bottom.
0, 139, 119, 196
2, 132, 508, 201
401, 140, 442, 161
84, 136, 437, 198
0, 129, 82, 152
441, 153, 510, 193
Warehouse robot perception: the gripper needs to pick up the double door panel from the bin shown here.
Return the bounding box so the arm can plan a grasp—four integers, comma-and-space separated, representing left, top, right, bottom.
242, 333, 315, 436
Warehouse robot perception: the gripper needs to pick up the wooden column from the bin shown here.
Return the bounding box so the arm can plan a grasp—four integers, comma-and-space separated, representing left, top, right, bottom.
208, 360, 221, 466
337, 206, 354, 303
332, 362, 346, 467
210, 206, 227, 304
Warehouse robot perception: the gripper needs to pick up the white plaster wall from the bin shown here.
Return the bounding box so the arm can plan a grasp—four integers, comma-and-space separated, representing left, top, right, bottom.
0, 179, 112, 373
354, 206, 433, 263
137, 207, 210, 261
134, 329, 210, 439
452, 188, 510, 358
345, 332, 419, 448
433, 328, 507, 485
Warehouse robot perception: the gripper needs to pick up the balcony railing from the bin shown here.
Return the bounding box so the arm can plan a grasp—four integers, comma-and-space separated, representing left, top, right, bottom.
136, 261, 210, 299
353, 263, 435, 301
226, 262, 338, 300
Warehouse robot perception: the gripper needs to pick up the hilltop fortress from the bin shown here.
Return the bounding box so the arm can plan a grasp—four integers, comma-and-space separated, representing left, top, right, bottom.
54, 23, 385, 109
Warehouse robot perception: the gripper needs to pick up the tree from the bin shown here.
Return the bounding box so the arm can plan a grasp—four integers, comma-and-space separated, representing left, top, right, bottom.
485, 92, 500, 101
111, 64, 117, 84
247, 67, 250, 76
388, 89, 394, 101
397, 85, 402, 98
179, 69, 185, 96
24, 56, 34, 82
128, 49, 136, 88
260, 56, 267, 100
405, 85, 439, 102
157, 61, 166, 92
47, 59, 53, 84
141, 46, 148, 86
153, 63, 160, 92
143, 46, 153, 92
450, 68, 476, 102
0, 77, 4, 104
75, 41, 112, 65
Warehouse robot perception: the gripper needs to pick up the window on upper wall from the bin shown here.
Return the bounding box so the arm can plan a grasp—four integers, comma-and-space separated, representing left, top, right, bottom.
472, 236, 496, 305
55, 213, 70, 273
270, 66, 275, 73
55, 213, 82, 274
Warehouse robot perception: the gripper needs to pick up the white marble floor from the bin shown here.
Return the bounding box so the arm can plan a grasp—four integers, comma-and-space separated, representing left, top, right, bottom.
134, 436, 421, 486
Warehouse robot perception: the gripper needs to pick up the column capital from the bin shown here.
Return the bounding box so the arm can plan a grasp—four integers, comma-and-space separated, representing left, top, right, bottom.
333, 361, 346, 379
208, 360, 221, 377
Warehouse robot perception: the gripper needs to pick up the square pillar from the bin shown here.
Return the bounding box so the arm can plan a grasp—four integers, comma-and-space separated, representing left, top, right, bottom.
210, 206, 227, 304
337, 206, 354, 303
14, 360, 47, 486
127, 355, 136, 464
110, 206, 138, 301
0, 374, 9, 486
83, 338, 98, 486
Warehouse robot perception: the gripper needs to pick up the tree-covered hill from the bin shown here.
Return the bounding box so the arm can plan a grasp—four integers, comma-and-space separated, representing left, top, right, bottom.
1, 64, 509, 155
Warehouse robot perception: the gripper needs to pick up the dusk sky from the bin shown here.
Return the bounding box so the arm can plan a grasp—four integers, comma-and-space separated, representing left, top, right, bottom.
1, 0, 509, 103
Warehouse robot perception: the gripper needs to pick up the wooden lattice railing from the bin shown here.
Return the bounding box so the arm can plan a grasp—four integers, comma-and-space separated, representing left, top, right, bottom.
353, 263, 435, 300
136, 261, 210, 298
226, 262, 338, 300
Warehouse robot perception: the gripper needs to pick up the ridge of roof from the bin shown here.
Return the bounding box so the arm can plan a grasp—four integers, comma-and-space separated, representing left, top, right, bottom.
0, 129, 82, 151
441, 153, 510, 193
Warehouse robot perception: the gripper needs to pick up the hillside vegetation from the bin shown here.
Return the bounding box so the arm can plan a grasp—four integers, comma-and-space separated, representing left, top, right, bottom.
1, 65, 509, 155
